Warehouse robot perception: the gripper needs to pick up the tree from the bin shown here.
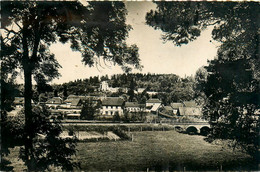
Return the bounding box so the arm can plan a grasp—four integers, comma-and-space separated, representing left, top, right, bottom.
202, 57, 260, 160
113, 111, 121, 122
80, 99, 99, 120
146, 1, 260, 161
1, 1, 140, 170
63, 85, 68, 99
127, 77, 136, 102
54, 89, 58, 97
18, 105, 79, 170
1, 79, 21, 170
194, 66, 208, 105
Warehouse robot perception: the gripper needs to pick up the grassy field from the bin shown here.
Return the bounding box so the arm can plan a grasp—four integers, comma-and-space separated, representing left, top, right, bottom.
75, 130, 255, 171
4, 130, 256, 171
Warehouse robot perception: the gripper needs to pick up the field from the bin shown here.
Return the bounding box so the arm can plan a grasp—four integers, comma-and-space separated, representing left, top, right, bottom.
4, 130, 256, 171
75, 130, 255, 171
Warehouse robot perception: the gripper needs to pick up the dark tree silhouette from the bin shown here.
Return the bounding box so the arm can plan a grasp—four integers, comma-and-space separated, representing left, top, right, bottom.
80, 99, 99, 120
1, 1, 140, 170
127, 77, 136, 102
146, 1, 260, 161
63, 85, 68, 99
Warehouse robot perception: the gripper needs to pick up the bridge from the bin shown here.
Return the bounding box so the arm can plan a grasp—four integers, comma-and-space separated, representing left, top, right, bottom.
60, 120, 211, 136
158, 110, 211, 135
169, 122, 211, 135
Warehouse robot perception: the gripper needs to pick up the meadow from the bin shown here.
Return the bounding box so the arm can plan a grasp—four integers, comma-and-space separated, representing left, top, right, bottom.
75, 130, 255, 171
4, 130, 256, 171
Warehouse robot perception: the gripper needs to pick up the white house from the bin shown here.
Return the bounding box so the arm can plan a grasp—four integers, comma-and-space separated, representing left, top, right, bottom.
125, 102, 145, 112
100, 81, 110, 91
101, 97, 124, 116
99, 81, 128, 93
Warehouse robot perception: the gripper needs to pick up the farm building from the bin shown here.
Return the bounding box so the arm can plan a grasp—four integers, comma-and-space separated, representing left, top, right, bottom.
146, 98, 161, 107
45, 97, 63, 108
101, 97, 124, 116
125, 102, 145, 112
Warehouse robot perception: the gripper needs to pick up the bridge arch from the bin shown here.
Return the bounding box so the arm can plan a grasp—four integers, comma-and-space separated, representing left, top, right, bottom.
200, 126, 210, 136
174, 126, 184, 132
186, 126, 198, 135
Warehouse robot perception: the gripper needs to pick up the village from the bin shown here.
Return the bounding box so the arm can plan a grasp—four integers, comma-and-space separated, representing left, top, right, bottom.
12, 80, 204, 123
3, 1, 258, 171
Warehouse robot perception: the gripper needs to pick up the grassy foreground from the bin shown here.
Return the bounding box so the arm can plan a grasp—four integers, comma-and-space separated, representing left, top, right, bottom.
75, 130, 255, 171
4, 130, 256, 171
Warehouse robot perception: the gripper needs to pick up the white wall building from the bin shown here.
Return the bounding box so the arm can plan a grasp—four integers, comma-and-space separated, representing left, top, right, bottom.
101, 97, 124, 116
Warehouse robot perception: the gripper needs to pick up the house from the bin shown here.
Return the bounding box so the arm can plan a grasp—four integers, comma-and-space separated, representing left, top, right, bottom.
100, 81, 110, 91
163, 106, 174, 114
176, 100, 201, 117
101, 97, 124, 116
147, 91, 158, 96
178, 107, 202, 117
45, 97, 63, 108
70, 98, 83, 108
66, 113, 81, 120
64, 95, 101, 108
125, 102, 145, 112
146, 98, 161, 107
183, 101, 197, 107
99, 81, 119, 92
135, 88, 146, 94
170, 103, 184, 115
137, 88, 146, 93
150, 104, 162, 113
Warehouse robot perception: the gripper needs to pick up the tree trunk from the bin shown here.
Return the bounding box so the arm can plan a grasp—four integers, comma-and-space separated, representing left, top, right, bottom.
24, 65, 38, 170
22, 26, 36, 170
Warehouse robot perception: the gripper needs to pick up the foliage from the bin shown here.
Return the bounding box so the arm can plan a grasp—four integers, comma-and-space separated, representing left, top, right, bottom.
1, 1, 140, 170
1, 111, 25, 157
80, 99, 100, 120
122, 111, 131, 123
146, 1, 260, 160
17, 105, 79, 170
127, 77, 136, 102
1, 80, 20, 113
202, 57, 260, 159
63, 85, 68, 99
54, 73, 195, 104
113, 111, 121, 122
1, 79, 21, 166
110, 127, 130, 140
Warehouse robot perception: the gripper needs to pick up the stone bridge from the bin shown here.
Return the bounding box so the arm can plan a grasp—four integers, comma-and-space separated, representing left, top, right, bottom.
170, 122, 211, 135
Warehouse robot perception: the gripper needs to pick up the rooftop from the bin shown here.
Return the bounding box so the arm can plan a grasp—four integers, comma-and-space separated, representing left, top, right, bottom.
71, 98, 82, 106
170, 103, 184, 109
102, 97, 124, 106
183, 101, 197, 107
164, 106, 173, 111
46, 97, 63, 104
125, 102, 145, 107
179, 107, 202, 116
146, 98, 161, 103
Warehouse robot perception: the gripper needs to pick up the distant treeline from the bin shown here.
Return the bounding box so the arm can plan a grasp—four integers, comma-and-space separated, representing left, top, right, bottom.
9, 73, 196, 105
51, 73, 195, 105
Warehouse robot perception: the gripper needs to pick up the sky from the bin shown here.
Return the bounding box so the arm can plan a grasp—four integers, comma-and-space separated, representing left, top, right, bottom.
29, 1, 218, 84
